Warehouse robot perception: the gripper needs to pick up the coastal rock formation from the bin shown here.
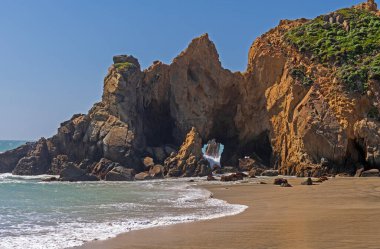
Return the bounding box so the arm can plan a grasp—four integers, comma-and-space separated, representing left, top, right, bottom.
12, 138, 50, 175
1, 1, 380, 178
164, 127, 211, 177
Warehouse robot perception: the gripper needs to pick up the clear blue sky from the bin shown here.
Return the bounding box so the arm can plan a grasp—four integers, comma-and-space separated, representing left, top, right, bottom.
0, 0, 363, 140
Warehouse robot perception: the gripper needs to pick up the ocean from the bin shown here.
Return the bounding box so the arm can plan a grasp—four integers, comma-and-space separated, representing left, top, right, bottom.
0, 175, 247, 249
0, 140, 247, 248
0, 140, 28, 153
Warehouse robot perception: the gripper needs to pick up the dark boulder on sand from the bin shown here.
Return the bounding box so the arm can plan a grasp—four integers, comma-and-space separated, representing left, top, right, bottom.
274, 178, 288, 185
301, 177, 313, 185
361, 169, 380, 177
220, 172, 247, 182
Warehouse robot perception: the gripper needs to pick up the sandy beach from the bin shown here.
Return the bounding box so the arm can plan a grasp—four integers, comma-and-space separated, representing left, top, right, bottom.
78, 178, 380, 249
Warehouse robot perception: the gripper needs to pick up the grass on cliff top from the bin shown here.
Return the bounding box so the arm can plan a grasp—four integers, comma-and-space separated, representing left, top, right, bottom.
285, 8, 380, 93
114, 62, 137, 71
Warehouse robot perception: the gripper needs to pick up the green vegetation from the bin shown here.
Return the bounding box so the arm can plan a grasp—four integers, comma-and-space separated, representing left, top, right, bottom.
285, 8, 380, 93
289, 66, 314, 86
114, 62, 137, 71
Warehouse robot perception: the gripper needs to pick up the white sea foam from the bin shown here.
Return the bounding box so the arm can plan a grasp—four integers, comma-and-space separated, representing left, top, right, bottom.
0, 175, 247, 249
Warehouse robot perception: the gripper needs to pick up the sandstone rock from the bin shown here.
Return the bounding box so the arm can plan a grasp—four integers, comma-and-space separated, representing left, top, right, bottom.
51, 155, 70, 175
355, 166, 365, 177
105, 166, 135, 181
60, 163, 98, 181
113, 55, 140, 67
354, 120, 380, 169
248, 167, 265, 177
355, 0, 378, 12
149, 165, 164, 178
12, 138, 50, 175
238, 158, 256, 171
102, 126, 134, 165
261, 170, 279, 177
92, 158, 119, 179
0, 143, 32, 173
2, 6, 380, 178
135, 172, 152, 181
164, 127, 206, 177
361, 169, 380, 177
248, 170, 257, 178
194, 158, 212, 177
143, 157, 155, 169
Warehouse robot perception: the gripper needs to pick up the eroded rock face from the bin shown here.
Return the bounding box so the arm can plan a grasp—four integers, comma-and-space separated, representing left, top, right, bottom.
164, 127, 210, 177
354, 120, 380, 168
2, 3, 380, 177
12, 138, 50, 175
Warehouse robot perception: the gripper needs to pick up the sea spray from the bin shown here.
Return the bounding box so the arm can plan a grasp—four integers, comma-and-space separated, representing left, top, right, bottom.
202, 139, 224, 168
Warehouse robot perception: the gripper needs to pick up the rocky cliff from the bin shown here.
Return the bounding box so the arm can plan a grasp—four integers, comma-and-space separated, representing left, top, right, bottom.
1, 0, 380, 179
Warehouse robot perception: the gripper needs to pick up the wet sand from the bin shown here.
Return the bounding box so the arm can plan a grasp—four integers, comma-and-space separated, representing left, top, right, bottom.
77, 178, 380, 249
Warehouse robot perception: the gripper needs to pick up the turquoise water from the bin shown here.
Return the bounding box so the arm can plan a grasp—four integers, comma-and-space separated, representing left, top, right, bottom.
0, 140, 28, 153
0, 174, 247, 249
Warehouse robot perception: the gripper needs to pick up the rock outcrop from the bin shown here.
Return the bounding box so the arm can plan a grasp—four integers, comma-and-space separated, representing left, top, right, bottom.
164, 127, 211, 177
1, 1, 380, 178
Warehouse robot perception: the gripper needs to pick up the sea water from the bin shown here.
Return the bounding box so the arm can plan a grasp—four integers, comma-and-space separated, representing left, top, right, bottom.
0, 140, 28, 153
0, 175, 247, 249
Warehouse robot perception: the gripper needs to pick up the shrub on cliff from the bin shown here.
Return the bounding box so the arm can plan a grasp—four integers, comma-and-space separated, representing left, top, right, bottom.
286, 8, 380, 93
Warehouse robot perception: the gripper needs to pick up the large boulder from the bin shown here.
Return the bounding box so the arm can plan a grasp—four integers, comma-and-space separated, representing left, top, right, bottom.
274, 178, 288, 185
238, 157, 266, 172
142, 157, 155, 169
105, 166, 135, 181
51, 155, 70, 175
103, 126, 134, 165
149, 165, 164, 178
361, 169, 380, 177
135, 172, 152, 181
164, 127, 208, 177
0, 143, 33, 173
92, 158, 118, 179
12, 138, 51, 175
220, 173, 246, 182
59, 163, 98, 181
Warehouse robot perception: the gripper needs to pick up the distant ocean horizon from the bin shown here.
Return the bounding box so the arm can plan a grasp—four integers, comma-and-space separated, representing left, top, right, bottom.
0, 140, 29, 153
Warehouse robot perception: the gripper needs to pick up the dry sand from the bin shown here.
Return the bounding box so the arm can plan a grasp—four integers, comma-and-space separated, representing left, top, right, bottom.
77, 178, 380, 249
